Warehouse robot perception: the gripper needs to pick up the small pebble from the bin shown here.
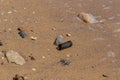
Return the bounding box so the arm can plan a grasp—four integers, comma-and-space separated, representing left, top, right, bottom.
13, 74, 25, 80
42, 56, 45, 59
54, 35, 63, 45
30, 36, 37, 40
66, 33, 71, 37
32, 68, 36, 71
8, 11, 12, 14
29, 55, 35, 60
79, 12, 98, 23
18, 31, 27, 38
0, 41, 3, 46
102, 74, 108, 77
52, 27, 56, 30
60, 59, 71, 66
1, 57, 4, 59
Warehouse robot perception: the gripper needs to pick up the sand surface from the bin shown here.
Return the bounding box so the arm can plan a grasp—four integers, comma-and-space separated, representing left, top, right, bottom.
0, 0, 120, 80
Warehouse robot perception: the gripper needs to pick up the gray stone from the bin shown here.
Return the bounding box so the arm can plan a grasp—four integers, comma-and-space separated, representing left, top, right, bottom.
6, 50, 25, 65
80, 12, 98, 23
54, 35, 63, 45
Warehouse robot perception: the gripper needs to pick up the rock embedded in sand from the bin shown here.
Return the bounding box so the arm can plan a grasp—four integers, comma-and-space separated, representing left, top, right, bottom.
54, 35, 63, 45
6, 50, 25, 65
80, 12, 98, 23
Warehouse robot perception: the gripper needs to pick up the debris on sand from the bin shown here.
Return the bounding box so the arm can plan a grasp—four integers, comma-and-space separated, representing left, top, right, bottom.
79, 12, 98, 23
54, 35, 63, 45
6, 50, 25, 65
13, 74, 25, 80
60, 58, 71, 66
102, 74, 108, 78
29, 55, 35, 60
30, 36, 37, 40
57, 41, 73, 50
66, 33, 71, 37
18, 31, 27, 38
17, 27, 27, 38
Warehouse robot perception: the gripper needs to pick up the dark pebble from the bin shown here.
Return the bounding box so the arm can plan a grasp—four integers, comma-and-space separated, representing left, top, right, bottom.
57, 41, 73, 50
18, 31, 27, 38
0, 42, 3, 46
13, 74, 25, 80
102, 74, 108, 78
29, 55, 35, 60
60, 59, 71, 66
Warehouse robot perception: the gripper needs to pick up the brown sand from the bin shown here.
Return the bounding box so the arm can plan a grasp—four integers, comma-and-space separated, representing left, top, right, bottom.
0, 0, 120, 80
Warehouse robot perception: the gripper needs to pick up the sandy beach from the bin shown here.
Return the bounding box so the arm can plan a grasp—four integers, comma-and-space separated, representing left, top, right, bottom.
0, 0, 120, 80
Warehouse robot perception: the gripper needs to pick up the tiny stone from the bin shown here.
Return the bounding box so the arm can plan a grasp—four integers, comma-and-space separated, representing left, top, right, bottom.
29, 55, 35, 60
8, 11, 12, 14
60, 59, 71, 66
66, 33, 71, 37
52, 27, 56, 30
13, 74, 25, 80
1, 57, 4, 59
54, 35, 63, 45
18, 31, 27, 38
30, 36, 37, 40
0, 41, 3, 46
80, 12, 98, 23
42, 56, 45, 59
32, 68, 36, 71
102, 74, 108, 77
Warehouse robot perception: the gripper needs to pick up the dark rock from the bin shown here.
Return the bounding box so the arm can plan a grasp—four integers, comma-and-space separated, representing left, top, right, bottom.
29, 55, 35, 60
0, 41, 3, 46
102, 74, 108, 77
18, 31, 27, 38
60, 59, 71, 66
57, 41, 73, 50
13, 74, 25, 80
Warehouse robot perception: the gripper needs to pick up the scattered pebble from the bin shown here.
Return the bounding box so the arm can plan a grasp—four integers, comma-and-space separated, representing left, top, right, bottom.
18, 31, 27, 38
32, 68, 36, 71
54, 35, 63, 45
79, 12, 98, 23
29, 55, 35, 60
66, 33, 71, 37
57, 41, 73, 50
1, 57, 4, 59
30, 36, 37, 40
52, 27, 56, 31
42, 56, 45, 59
102, 74, 108, 78
60, 58, 71, 66
8, 11, 12, 14
0, 41, 3, 46
6, 50, 26, 65
13, 74, 25, 80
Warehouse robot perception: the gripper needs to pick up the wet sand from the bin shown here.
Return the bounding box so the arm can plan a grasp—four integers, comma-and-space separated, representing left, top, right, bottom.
0, 0, 120, 80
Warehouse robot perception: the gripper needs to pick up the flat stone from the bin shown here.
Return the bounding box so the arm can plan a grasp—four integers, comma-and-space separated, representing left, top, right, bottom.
80, 12, 98, 23
6, 50, 25, 65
